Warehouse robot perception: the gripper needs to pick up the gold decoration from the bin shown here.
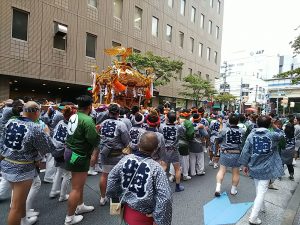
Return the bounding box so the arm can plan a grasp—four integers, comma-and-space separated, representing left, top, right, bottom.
91, 46, 154, 108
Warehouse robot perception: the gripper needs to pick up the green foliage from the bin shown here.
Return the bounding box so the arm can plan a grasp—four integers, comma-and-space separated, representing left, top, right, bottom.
179, 74, 216, 106
291, 35, 300, 55
276, 34, 300, 84
276, 67, 300, 84
214, 92, 236, 103
127, 52, 184, 86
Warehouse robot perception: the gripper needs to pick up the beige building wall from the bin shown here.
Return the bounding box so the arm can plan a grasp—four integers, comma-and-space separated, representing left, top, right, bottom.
0, 0, 223, 102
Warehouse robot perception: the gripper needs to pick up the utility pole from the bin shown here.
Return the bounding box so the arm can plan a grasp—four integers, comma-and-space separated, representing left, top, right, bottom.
222, 61, 228, 93
239, 77, 243, 114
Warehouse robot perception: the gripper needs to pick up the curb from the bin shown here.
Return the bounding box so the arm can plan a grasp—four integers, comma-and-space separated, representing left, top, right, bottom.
281, 178, 300, 225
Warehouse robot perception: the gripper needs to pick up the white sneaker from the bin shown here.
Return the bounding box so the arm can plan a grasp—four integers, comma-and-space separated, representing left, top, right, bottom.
75, 203, 94, 214
213, 163, 219, 169
169, 175, 175, 182
21, 216, 38, 225
26, 209, 40, 217
183, 175, 192, 181
64, 215, 83, 225
94, 164, 102, 173
59, 194, 69, 202
249, 217, 262, 225
87, 170, 98, 176
99, 197, 108, 206
49, 190, 60, 198
209, 160, 214, 166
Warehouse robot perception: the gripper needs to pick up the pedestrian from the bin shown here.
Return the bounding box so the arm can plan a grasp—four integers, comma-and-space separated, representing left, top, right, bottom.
209, 115, 225, 169
129, 113, 146, 153
239, 115, 284, 225
49, 104, 76, 201
0, 101, 55, 225
177, 109, 195, 181
145, 109, 167, 169
190, 113, 209, 177
106, 131, 172, 225
281, 116, 295, 180
215, 114, 245, 197
160, 111, 184, 192
99, 103, 130, 206
64, 95, 100, 225
294, 117, 300, 160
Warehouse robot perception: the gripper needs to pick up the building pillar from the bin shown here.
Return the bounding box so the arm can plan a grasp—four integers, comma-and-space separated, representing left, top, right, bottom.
0, 76, 10, 101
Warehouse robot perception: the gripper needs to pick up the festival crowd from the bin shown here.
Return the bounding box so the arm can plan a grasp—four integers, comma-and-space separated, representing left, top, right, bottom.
0, 96, 299, 225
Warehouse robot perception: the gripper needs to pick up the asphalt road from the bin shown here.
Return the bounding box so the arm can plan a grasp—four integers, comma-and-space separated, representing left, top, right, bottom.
0, 157, 256, 225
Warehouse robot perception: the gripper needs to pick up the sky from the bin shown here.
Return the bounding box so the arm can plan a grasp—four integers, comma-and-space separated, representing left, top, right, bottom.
221, 0, 300, 60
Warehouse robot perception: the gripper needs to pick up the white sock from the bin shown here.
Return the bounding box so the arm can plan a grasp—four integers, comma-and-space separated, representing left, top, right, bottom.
77, 203, 84, 208
231, 185, 237, 194
65, 215, 74, 222
216, 183, 221, 192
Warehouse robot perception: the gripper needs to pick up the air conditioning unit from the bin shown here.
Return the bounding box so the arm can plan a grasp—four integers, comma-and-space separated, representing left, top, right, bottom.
54, 23, 67, 37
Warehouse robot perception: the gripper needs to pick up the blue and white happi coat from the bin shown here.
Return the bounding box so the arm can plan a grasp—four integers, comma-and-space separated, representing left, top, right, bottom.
0, 117, 55, 182
106, 153, 172, 225
129, 125, 146, 152
100, 118, 130, 165
239, 127, 284, 180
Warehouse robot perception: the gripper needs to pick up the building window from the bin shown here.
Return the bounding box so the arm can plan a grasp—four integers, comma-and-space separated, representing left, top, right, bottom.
206, 74, 210, 81
134, 6, 142, 30
191, 7, 196, 23
180, 0, 186, 16
208, 20, 212, 34
214, 51, 218, 64
189, 37, 194, 53
210, 0, 214, 8
217, 0, 221, 14
88, 0, 97, 8
113, 0, 123, 19
166, 24, 172, 42
133, 48, 141, 53
179, 31, 184, 48
168, 0, 173, 8
86, 33, 96, 58
112, 41, 121, 47
12, 9, 29, 41
53, 22, 67, 50
206, 47, 211, 61
188, 68, 193, 75
216, 26, 220, 39
198, 43, 203, 57
200, 14, 205, 29
152, 17, 159, 37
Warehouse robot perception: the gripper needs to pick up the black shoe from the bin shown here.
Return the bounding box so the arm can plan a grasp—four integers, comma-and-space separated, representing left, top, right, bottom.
289, 175, 294, 181
214, 191, 220, 197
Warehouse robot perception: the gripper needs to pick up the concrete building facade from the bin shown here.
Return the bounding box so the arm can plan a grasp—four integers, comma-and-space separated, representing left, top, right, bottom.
0, 0, 224, 105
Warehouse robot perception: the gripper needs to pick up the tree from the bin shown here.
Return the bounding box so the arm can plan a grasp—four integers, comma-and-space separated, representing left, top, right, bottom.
276, 34, 300, 84
213, 93, 236, 110
179, 74, 216, 107
127, 52, 184, 86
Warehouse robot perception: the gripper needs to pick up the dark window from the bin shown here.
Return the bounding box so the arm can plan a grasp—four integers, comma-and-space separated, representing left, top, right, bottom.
133, 48, 141, 53
12, 9, 29, 41
53, 22, 67, 50
86, 33, 97, 58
